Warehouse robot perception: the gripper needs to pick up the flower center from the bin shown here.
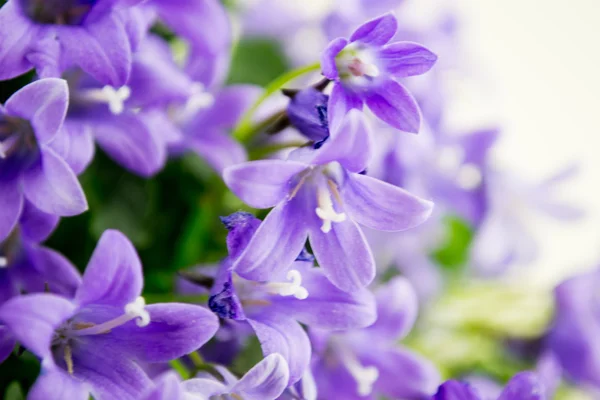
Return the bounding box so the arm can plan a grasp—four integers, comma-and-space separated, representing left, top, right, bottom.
19, 0, 97, 25
0, 115, 39, 173
339, 349, 379, 396
337, 45, 380, 82
76, 85, 132, 115
171, 82, 215, 124
263, 270, 309, 300
52, 296, 150, 375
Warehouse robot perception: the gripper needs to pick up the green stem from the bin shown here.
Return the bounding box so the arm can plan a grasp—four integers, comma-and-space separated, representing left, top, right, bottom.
169, 359, 190, 379
232, 62, 321, 143
145, 293, 209, 304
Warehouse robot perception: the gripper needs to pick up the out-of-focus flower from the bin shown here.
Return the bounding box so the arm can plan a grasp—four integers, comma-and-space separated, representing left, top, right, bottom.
311, 277, 440, 399
0, 78, 87, 242
203, 212, 376, 384
224, 110, 433, 291
432, 371, 546, 400
321, 13, 437, 133
0, 230, 219, 400
0, 0, 147, 85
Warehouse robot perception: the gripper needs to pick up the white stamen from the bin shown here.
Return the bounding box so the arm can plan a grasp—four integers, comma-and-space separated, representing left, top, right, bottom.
125, 296, 151, 327
0, 257, 7, 268
81, 85, 131, 115
315, 186, 346, 233
0, 135, 19, 159
456, 163, 483, 190
341, 351, 379, 396
266, 270, 309, 300
172, 82, 215, 123
73, 296, 150, 336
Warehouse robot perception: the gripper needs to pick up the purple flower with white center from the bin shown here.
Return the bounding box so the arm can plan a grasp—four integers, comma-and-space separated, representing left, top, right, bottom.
203, 211, 377, 384
59, 35, 188, 176
176, 353, 290, 400
223, 110, 433, 291
0, 0, 145, 86
0, 230, 219, 400
321, 12, 437, 133
0, 78, 87, 242
432, 372, 546, 400
311, 277, 440, 399
547, 267, 600, 388
471, 166, 583, 276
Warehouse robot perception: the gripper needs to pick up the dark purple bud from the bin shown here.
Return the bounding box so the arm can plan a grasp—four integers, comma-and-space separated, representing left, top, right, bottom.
287, 88, 330, 142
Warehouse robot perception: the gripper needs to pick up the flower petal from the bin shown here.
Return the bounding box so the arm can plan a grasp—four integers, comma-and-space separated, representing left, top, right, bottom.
0, 325, 15, 363
308, 218, 375, 292
0, 1, 37, 80
247, 313, 311, 385
378, 42, 437, 78
327, 82, 363, 134
22, 147, 87, 216
312, 109, 371, 173
365, 78, 421, 133
75, 230, 143, 307
233, 353, 290, 400
49, 121, 96, 176
188, 130, 247, 174
349, 12, 397, 46
19, 201, 60, 242
342, 172, 433, 231
271, 263, 376, 330
365, 277, 418, 340
498, 372, 545, 400
223, 160, 307, 209
28, 368, 90, 400
106, 303, 219, 362
57, 14, 131, 86
191, 85, 262, 129
321, 37, 348, 80
364, 347, 441, 399
181, 378, 228, 398
5, 78, 68, 144
232, 201, 308, 281
433, 380, 481, 400
0, 293, 76, 359
0, 176, 23, 242
142, 372, 183, 400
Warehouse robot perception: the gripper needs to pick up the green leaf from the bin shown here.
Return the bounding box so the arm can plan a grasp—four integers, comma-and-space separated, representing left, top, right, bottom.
227, 38, 290, 87
4, 382, 24, 400
432, 215, 474, 273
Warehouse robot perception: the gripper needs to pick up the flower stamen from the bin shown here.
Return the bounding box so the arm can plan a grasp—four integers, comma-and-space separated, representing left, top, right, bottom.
265, 270, 309, 300
0, 257, 7, 268
315, 184, 346, 233
72, 296, 150, 336
80, 85, 131, 115
340, 350, 379, 396
64, 344, 74, 375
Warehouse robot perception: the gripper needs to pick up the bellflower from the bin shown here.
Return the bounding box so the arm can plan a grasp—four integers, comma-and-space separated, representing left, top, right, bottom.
321, 13, 437, 133
224, 110, 433, 291
59, 35, 188, 176
0, 78, 87, 242
311, 277, 440, 399
0, 0, 146, 85
0, 230, 219, 400
204, 212, 377, 384
286, 87, 331, 143
471, 166, 583, 276
432, 372, 546, 400
547, 267, 600, 388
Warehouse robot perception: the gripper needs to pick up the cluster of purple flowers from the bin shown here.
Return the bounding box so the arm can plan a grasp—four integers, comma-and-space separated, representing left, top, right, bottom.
0, 0, 589, 399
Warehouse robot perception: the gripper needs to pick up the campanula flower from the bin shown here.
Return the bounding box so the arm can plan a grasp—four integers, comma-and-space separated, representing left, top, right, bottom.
0, 230, 219, 400
321, 13, 437, 133
224, 110, 433, 291
0, 0, 146, 86
202, 212, 376, 384
311, 277, 440, 399
433, 372, 546, 400
0, 78, 87, 242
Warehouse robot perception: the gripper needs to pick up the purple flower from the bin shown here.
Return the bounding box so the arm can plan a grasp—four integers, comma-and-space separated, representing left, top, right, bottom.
0, 230, 219, 400
223, 110, 433, 291
204, 212, 376, 384
321, 13, 437, 133
311, 277, 440, 399
433, 372, 546, 400
547, 267, 600, 387
286, 87, 331, 143
0, 0, 145, 86
471, 166, 583, 276
0, 78, 87, 242
177, 353, 290, 400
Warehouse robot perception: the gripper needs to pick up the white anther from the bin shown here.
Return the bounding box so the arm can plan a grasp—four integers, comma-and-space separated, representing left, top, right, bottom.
457, 163, 482, 190
315, 186, 346, 233
279, 270, 309, 300
0, 135, 18, 159
171, 82, 215, 124
125, 296, 150, 327
340, 350, 379, 396
102, 85, 131, 115
0, 257, 7, 268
